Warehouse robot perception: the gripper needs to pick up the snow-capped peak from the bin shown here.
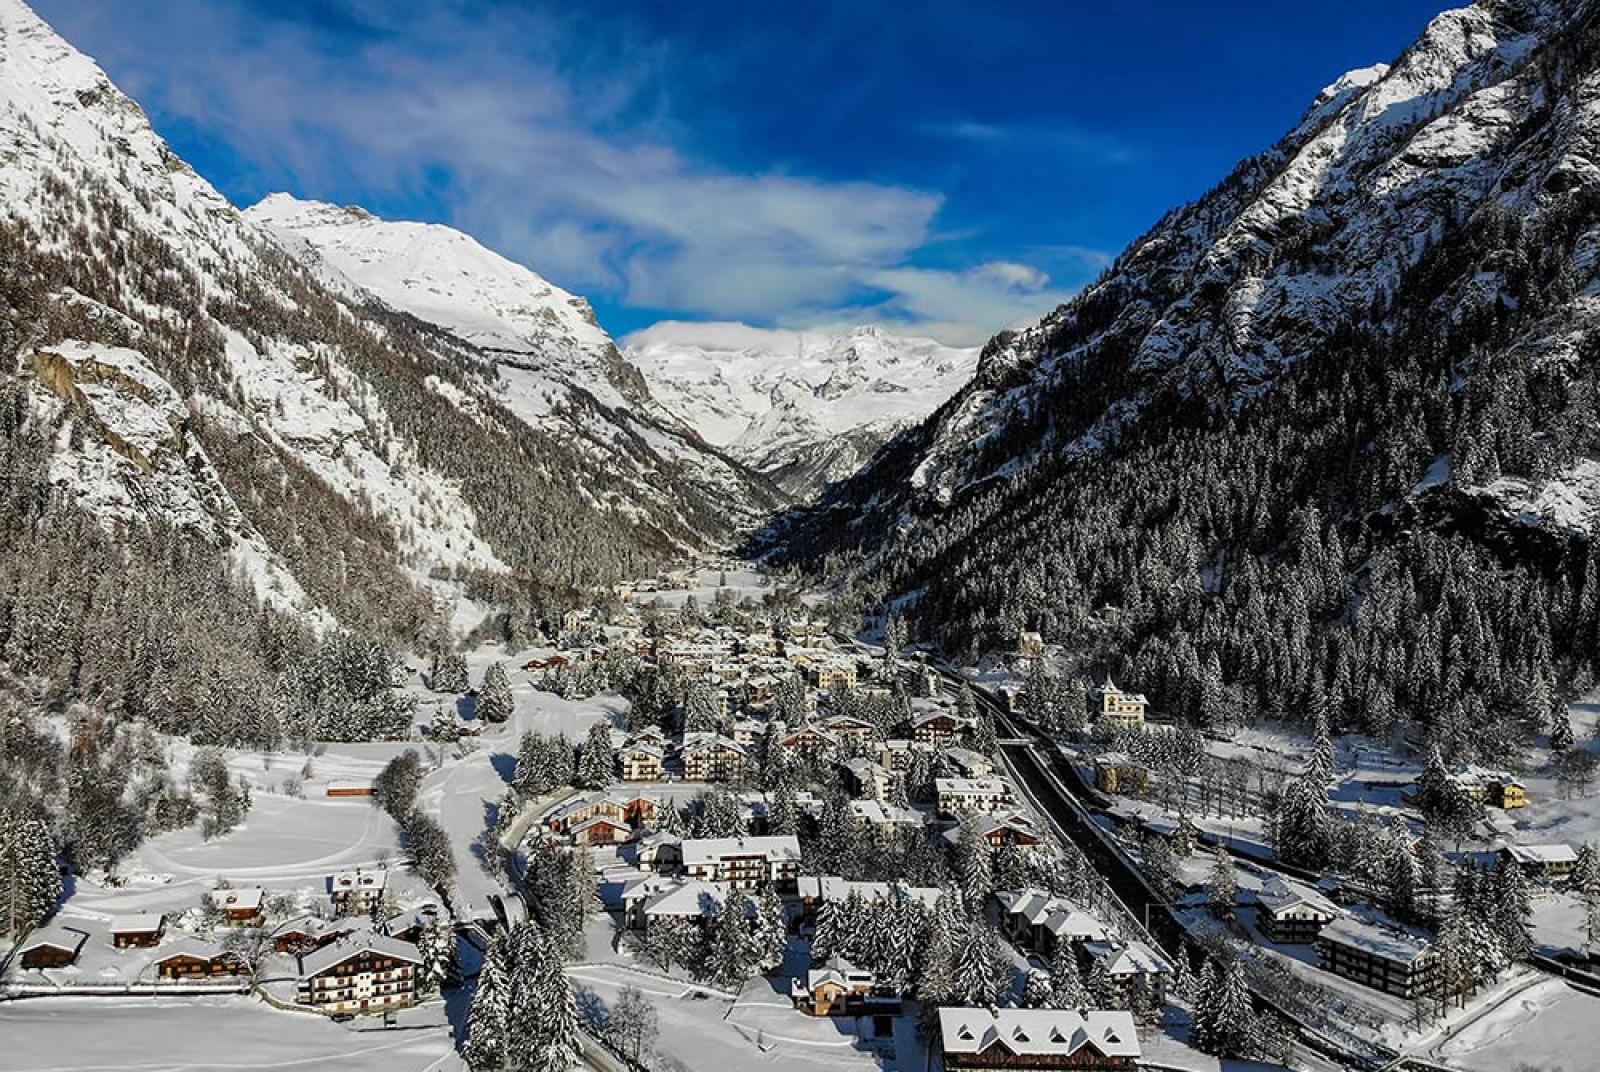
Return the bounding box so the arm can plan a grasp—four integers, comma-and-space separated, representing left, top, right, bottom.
626, 324, 979, 497
246, 193, 614, 368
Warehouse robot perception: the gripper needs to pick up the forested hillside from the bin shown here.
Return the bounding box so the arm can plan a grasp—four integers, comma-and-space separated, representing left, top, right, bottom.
0, 0, 772, 749
769, 0, 1600, 763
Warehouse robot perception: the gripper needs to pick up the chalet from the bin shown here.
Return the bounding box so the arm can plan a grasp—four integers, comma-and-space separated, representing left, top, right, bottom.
935, 777, 1013, 815
680, 733, 750, 782
1081, 940, 1172, 1005
996, 889, 1108, 955
843, 756, 895, 800
912, 711, 963, 748
637, 831, 683, 872
570, 814, 633, 845
208, 886, 265, 926
1316, 917, 1439, 999
975, 812, 1042, 851
1255, 877, 1340, 944
790, 955, 886, 1016
545, 791, 660, 838
780, 723, 841, 758
634, 878, 732, 931
1447, 765, 1528, 809
731, 718, 765, 748
681, 835, 802, 891
385, 904, 442, 943
325, 781, 375, 798
794, 876, 942, 923
877, 738, 934, 772
109, 914, 166, 948
619, 741, 664, 781
848, 798, 924, 830
943, 747, 996, 779
939, 1007, 1141, 1071
821, 714, 876, 746
329, 868, 389, 914
297, 935, 421, 1015
155, 938, 249, 979
269, 915, 351, 954
18, 926, 88, 969
1501, 842, 1578, 880
1092, 678, 1148, 730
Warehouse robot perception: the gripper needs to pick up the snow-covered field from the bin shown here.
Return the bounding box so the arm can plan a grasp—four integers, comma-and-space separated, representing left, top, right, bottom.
1420, 977, 1600, 1071
0, 996, 459, 1072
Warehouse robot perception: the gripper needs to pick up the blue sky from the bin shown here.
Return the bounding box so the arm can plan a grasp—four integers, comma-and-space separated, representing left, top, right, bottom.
39, 0, 1448, 346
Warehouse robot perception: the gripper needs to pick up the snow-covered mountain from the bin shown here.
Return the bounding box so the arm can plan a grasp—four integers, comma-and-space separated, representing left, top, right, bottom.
770, 0, 1600, 742
0, 0, 776, 641
627, 325, 978, 497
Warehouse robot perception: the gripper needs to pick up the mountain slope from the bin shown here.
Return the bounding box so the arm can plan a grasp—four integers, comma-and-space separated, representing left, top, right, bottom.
0, 0, 772, 742
627, 325, 977, 497
771, 0, 1600, 759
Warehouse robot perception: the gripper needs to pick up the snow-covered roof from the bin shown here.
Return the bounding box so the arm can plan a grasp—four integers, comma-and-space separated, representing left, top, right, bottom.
680, 732, 748, 756
329, 867, 388, 892
641, 879, 732, 919
939, 1008, 1140, 1059
681, 835, 801, 866
155, 937, 229, 963
1256, 876, 1339, 919
268, 914, 331, 938
18, 925, 88, 956
1083, 939, 1172, 977
997, 888, 1108, 942
1505, 843, 1577, 865
208, 887, 264, 912
848, 799, 924, 827
108, 914, 165, 934
298, 934, 421, 978
935, 777, 1010, 796
800, 954, 874, 993
1317, 917, 1431, 964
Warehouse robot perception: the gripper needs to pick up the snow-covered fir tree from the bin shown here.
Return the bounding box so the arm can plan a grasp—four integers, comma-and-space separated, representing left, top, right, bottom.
429, 652, 470, 694
477, 662, 515, 724
577, 720, 616, 789
463, 933, 511, 1072
0, 812, 60, 938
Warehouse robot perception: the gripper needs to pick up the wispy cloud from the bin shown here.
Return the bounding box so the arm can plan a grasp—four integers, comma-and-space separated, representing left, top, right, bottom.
43, 0, 1081, 345
919, 117, 1142, 166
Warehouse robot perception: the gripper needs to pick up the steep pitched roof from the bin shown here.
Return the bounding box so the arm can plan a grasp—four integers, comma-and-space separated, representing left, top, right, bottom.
939, 1007, 1140, 1059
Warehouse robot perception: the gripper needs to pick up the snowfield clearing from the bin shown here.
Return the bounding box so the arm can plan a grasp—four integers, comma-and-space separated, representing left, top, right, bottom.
0, 995, 460, 1072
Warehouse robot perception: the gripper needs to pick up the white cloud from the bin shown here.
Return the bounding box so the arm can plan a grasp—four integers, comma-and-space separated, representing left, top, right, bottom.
41, 0, 1087, 346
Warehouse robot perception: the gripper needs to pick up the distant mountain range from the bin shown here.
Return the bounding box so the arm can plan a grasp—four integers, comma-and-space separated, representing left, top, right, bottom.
627, 325, 977, 498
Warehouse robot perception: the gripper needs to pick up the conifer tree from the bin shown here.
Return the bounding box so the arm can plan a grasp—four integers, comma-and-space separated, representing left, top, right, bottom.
0, 813, 60, 938
477, 662, 514, 724
463, 934, 511, 1072
754, 885, 787, 973
704, 893, 756, 987
1087, 956, 1119, 1009
1022, 968, 1055, 1008
1191, 957, 1251, 1057
577, 720, 616, 789
1206, 844, 1237, 919
430, 652, 470, 694
1050, 940, 1088, 1010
